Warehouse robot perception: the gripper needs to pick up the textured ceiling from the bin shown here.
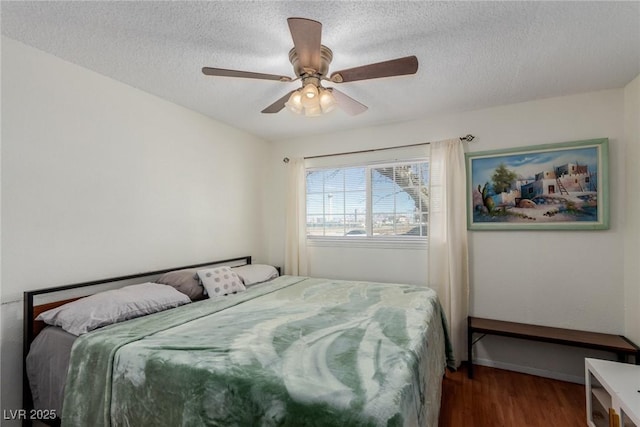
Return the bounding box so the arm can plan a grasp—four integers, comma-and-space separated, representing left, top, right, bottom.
2, 1, 639, 141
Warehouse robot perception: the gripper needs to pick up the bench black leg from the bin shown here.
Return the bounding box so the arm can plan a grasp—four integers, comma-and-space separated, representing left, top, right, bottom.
467, 318, 474, 379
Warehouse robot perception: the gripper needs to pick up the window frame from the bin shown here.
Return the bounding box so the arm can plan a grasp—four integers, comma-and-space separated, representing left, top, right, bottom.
305, 158, 429, 249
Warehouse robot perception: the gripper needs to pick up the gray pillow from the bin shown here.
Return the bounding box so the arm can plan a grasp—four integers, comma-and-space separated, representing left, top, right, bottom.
156, 268, 205, 301
36, 282, 191, 336
233, 264, 279, 286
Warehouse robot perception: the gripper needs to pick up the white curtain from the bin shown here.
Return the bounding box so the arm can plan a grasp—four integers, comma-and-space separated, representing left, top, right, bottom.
284, 158, 308, 276
428, 139, 469, 367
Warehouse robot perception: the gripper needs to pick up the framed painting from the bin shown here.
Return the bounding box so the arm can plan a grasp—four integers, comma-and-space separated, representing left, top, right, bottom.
465, 138, 609, 230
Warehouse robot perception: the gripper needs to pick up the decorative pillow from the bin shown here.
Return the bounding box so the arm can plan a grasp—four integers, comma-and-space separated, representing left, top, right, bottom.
36, 282, 191, 336
155, 268, 205, 301
197, 267, 246, 297
233, 264, 279, 286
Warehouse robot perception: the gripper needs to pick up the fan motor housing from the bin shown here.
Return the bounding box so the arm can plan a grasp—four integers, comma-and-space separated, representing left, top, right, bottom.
289, 45, 333, 78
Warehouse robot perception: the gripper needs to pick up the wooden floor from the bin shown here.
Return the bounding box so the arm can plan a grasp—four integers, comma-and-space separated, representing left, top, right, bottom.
439, 364, 586, 427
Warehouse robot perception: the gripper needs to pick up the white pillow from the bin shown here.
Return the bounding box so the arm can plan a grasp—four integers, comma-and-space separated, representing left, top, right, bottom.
197, 267, 246, 297
233, 264, 279, 286
36, 282, 191, 336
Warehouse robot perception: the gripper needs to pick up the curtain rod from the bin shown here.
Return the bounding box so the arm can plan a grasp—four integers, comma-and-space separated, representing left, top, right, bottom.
282, 134, 475, 163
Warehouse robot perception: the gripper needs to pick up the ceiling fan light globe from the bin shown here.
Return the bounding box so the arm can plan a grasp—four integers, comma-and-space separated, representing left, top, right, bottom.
302, 83, 318, 99
319, 89, 337, 113
285, 91, 303, 114
301, 92, 319, 109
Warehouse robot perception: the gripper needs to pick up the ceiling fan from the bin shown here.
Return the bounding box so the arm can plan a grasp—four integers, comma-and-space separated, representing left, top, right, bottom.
202, 17, 419, 117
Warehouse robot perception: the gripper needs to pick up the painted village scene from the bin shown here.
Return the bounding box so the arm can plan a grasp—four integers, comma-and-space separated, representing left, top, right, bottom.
470, 146, 601, 224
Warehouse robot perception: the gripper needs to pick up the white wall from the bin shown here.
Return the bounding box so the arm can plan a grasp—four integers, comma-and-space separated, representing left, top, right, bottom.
623, 74, 640, 345
1, 38, 269, 419
266, 88, 627, 382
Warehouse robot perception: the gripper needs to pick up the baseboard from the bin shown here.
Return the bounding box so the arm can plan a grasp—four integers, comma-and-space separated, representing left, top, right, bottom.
473, 358, 585, 384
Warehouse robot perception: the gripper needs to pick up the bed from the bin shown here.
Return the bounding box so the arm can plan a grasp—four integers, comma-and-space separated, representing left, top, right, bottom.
24, 256, 454, 427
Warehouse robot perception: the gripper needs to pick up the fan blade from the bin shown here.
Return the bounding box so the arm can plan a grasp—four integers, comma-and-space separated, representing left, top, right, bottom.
202, 67, 292, 82
330, 88, 368, 116
261, 90, 296, 114
287, 17, 322, 72
330, 56, 418, 83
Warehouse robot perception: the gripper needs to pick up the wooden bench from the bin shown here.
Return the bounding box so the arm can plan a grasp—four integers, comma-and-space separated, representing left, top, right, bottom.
467, 316, 640, 379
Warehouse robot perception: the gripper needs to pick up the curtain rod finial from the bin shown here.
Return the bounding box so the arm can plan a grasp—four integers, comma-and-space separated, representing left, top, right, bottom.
283, 157, 290, 163
460, 134, 475, 142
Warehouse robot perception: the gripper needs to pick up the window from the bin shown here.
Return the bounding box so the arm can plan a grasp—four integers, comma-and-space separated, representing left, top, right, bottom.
306, 160, 429, 238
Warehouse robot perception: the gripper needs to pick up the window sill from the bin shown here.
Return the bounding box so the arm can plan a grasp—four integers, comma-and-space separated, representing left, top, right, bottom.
306, 236, 428, 250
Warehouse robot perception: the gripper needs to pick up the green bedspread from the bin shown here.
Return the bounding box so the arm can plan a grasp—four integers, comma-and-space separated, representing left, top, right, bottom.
62, 276, 454, 427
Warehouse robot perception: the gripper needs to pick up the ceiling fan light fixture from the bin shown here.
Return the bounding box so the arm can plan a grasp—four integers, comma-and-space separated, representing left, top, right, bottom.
286, 85, 337, 116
